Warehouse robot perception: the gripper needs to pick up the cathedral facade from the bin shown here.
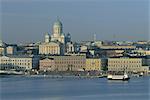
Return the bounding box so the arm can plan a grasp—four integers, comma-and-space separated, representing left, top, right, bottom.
39, 19, 66, 55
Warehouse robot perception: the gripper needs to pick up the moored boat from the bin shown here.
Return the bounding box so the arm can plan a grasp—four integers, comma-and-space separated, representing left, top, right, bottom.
107, 72, 130, 81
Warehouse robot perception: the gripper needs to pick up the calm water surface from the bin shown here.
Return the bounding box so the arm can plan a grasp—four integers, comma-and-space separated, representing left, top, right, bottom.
0, 76, 150, 100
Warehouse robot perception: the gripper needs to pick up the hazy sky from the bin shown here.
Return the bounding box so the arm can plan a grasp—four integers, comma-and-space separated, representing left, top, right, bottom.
1, 0, 149, 44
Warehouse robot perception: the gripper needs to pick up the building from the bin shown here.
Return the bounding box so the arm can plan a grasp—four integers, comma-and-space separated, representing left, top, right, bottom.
100, 45, 136, 50
0, 40, 6, 56
108, 57, 148, 74
39, 42, 64, 55
65, 42, 75, 54
85, 58, 101, 71
39, 20, 66, 55
41, 55, 86, 71
0, 55, 39, 71
50, 19, 65, 44
0, 47, 5, 56
6, 45, 17, 55
39, 58, 55, 71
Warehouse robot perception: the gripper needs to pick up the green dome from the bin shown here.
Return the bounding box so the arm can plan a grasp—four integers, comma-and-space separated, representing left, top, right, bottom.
53, 19, 62, 27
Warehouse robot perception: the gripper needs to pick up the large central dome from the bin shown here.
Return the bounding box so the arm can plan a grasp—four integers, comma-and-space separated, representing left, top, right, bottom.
53, 19, 62, 27
51, 19, 65, 44
53, 19, 63, 35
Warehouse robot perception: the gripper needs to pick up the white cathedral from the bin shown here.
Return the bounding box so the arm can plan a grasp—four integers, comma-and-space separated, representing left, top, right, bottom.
39, 19, 69, 55
44, 19, 65, 44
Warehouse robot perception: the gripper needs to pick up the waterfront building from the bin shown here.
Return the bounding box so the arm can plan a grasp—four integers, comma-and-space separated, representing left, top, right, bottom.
39, 58, 55, 71
0, 55, 39, 70
108, 57, 148, 74
46, 55, 86, 71
85, 58, 101, 71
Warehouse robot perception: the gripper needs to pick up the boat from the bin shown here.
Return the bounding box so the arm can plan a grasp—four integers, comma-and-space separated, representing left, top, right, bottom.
0, 70, 24, 75
107, 72, 130, 81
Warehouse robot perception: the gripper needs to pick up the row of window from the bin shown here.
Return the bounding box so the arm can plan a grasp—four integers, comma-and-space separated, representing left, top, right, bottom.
109, 65, 141, 68
1, 59, 31, 62
1, 63, 31, 66
109, 61, 141, 63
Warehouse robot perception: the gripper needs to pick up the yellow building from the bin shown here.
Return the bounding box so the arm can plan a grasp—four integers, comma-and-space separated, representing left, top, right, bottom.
108, 57, 147, 73
85, 58, 101, 71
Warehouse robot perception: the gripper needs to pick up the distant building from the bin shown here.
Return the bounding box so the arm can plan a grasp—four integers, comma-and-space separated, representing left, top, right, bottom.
84, 58, 107, 71
65, 42, 75, 54
0, 55, 39, 70
100, 45, 136, 50
84, 58, 101, 71
39, 42, 64, 55
6, 45, 17, 55
42, 55, 86, 71
39, 58, 55, 71
80, 45, 88, 53
133, 49, 150, 56
108, 57, 149, 74
0, 47, 5, 56
0, 40, 6, 56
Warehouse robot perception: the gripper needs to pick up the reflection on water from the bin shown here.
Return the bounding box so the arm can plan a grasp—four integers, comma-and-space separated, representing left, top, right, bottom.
0, 76, 149, 100
107, 80, 129, 83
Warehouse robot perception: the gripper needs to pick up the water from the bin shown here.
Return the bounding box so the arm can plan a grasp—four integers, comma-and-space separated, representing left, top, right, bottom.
0, 76, 149, 100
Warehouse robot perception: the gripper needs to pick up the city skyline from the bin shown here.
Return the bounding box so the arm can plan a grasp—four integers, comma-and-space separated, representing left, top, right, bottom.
1, 0, 149, 44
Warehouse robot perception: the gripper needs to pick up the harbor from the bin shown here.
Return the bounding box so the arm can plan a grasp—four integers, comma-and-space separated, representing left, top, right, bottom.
0, 75, 149, 100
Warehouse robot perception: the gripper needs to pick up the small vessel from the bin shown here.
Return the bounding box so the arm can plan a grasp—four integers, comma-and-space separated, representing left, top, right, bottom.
0, 70, 24, 75
107, 72, 130, 81
139, 72, 144, 76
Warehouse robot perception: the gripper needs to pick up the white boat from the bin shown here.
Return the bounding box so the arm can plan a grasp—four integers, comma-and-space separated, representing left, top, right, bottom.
0, 70, 24, 75
107, 72, 130, 81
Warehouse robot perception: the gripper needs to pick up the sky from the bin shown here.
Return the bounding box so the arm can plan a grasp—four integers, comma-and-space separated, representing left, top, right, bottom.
0, 0, 149, 44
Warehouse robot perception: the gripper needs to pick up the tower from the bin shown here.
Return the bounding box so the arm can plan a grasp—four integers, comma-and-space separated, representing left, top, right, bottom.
65, 33, 71, 43
45, 32, 50, 43
93, 33, 96, 41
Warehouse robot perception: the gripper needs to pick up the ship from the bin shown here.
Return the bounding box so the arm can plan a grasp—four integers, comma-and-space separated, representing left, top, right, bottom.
0, 70, 24, 75
107, 72, 130, 81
